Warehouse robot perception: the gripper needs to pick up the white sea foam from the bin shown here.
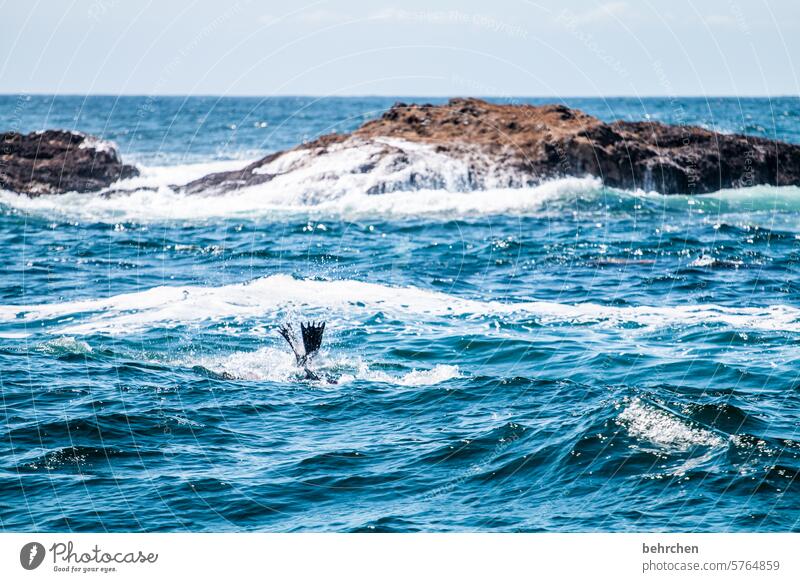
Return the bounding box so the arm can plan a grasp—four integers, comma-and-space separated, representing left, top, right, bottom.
0, 176, 600, 223
190, 346, 305, 382
118, 159, 256, 190
251, 137, 516, 200
189, 345, 459, 386
77, 135, 116, 155
2, 134, 800, 222
2, 274, 799, 336
618, 398, 725, 450
4, 179, 797, 224
0, 159, 264, 221
0, 135, 602, 221
36, 336, 93, 355
0, 135, 570, 222
352, 363, 462, 386
689, 255, 716, 268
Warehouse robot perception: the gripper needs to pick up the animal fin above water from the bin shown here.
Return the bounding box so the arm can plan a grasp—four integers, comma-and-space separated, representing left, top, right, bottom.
278, 323, 304, 364
279, 321, 330, 381
300, 321, 325, 356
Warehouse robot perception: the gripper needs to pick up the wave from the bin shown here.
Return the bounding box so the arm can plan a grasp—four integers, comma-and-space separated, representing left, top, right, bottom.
2, 274, 800, 337
118, 159, 257, 190
617, 398, 726, 450
189, 345, 459, 386
3, 176, 799, 224
35, 336, 93, 355
2, 137, 800, 222
614, 398, 800, 483
250, 136, 504, 195
0, 176, 602, 223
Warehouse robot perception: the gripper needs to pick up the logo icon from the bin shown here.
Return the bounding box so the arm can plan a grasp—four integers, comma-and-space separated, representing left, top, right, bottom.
20, 542, 46, 570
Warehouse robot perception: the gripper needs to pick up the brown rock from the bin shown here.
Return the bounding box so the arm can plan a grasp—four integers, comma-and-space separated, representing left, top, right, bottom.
0, 130, 139, 195
181, 98, 800, 196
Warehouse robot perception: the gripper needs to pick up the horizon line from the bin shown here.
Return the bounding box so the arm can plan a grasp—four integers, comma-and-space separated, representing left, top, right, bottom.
0, 92, 797, 100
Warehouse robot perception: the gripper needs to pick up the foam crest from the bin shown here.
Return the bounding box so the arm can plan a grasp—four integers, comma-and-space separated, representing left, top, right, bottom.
36, 336, 93, 356
2, 274, 800, 337
3, 134, 800, 222
119, 159, 256, 190
251, 137, 527, 199
618, 398, 725, 450
350, 363, 462, 386
190, 346, 304, 382
189, 346, 460, 386
0, 176, 599, 222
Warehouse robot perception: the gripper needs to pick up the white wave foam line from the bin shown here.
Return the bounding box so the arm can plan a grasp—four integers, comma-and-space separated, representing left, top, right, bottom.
190, 346, 302, 382
36, 336, 93, 355
78, 135, 116, 155
250, 137, 530, 199
618, 398, 725, 450
305, 178, 597, 217
0, 159, 260, 222
0, 177, 600, 222
0, 137, 603, 221
2, 274, 800, 337
4, 132, 800, 223
189, 346, 460, 386
697, 184, 800, 211
118, 159, 257, 190
351, 363, 461, 387
631, 183, 800, 212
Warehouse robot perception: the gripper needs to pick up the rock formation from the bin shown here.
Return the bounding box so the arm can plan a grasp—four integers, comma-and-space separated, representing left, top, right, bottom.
0, 130, 138, 195
6, 100, 799, 198
181, 98, 800, 196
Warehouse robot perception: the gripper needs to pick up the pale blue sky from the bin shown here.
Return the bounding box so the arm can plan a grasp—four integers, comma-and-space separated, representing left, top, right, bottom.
1, 0, 798, 96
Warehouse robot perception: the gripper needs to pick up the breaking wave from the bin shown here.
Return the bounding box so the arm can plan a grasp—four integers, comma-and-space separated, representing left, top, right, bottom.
2, 137, 800, 223
3, 274, 800, 337
188, 345, 460, 386
0, 175, 601, 224
617, 398, 726, 450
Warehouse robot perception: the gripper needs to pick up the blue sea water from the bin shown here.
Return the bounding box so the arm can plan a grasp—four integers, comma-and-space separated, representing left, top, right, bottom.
1, 95, 799, 532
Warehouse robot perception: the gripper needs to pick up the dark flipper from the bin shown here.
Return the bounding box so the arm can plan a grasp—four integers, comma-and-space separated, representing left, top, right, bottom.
278, 323, 304, 365
279, 320, 330, 382
300, 321, 325, 357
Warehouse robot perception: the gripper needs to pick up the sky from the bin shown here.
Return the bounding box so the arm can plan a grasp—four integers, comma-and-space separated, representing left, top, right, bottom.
0, 0, 798, 97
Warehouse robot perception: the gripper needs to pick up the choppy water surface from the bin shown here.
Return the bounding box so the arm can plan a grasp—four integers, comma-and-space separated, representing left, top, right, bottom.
1, 96, 799, 532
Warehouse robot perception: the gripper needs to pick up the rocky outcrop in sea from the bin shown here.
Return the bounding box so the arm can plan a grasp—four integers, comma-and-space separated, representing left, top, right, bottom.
181, 98, 800, 196
0, 130, 138, 195
5, 99, 800, 197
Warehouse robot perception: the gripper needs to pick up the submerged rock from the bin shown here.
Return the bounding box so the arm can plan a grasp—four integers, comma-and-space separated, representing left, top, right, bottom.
0, 130, 138, 195
182, 98, 800, 196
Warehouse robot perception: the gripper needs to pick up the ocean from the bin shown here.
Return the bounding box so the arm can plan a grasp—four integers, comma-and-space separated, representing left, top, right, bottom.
0, 95, 799, 532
